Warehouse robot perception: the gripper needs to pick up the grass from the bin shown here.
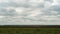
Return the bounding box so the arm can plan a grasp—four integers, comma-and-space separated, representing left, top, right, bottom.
0, 28, 60, 34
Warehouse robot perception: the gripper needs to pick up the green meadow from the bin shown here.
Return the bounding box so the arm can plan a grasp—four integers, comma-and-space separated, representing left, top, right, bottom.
0, 28, 60, 34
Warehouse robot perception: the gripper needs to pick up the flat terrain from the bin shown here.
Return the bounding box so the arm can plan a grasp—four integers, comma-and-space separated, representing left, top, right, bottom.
0, 28, 60, 34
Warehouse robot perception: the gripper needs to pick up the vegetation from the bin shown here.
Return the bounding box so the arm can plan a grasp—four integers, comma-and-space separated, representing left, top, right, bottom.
0, 28, 60, 34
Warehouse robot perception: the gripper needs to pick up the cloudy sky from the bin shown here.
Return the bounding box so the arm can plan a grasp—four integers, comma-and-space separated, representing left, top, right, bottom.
0, 0, 60, 25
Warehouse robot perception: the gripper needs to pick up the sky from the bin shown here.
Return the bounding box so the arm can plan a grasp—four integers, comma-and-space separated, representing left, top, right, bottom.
0, 0, 60, 25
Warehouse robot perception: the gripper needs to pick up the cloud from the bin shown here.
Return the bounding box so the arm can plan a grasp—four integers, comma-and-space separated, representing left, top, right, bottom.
0, 0, 60, 25
0, 0, 46, 8
0, 7, 17, 16
44, 0, 53, 3
50, 5, 60, 11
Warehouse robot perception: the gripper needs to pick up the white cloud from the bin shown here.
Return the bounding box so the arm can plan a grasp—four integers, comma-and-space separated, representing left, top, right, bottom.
26, 8, 43, 17
0, 0, 8, 3
15, 7, 25, 14
0, 16, 5, 18
40, 15, 59, 20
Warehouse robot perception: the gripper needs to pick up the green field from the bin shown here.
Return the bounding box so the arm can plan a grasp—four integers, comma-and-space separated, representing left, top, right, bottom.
0, 28, 60, 34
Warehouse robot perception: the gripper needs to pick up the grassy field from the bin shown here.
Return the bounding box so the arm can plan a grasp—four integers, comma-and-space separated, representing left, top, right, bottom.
0, 28, 60, 34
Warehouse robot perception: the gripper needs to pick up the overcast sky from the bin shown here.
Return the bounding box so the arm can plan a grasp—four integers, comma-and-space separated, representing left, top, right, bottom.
0, 0, 60, 25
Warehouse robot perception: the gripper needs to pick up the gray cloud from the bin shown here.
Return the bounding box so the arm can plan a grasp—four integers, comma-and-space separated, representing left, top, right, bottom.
0, 8, 17, 16
0, 0, 45, 8
37, 3, 45, 8
50, 5, 60, 11
49, 5, 60, 15
44, 0, 53, 2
